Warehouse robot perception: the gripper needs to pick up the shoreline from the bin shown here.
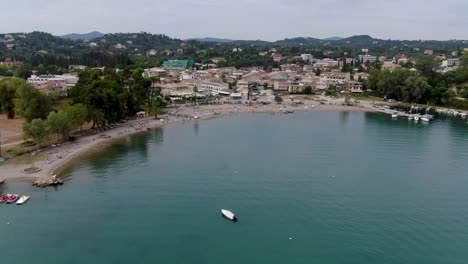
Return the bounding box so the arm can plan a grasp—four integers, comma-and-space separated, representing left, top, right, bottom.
0, 98, 376, 186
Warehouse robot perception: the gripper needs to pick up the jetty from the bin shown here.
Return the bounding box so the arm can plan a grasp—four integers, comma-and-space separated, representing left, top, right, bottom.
32, 175, 64, 188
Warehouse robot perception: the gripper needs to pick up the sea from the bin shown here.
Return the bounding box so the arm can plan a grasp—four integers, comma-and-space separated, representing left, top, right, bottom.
1, 111, 468, 264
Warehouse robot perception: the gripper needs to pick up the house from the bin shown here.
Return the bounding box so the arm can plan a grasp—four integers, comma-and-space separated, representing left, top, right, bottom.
273, 80, 290, 91
272, 53, 283, 62
382, 62, 401, 71
349, 81, 364, 93
441, 58, 460, 68
320, 71, 350, 86
378, 56, 387, 61
147, 49, 158, 56
27, 74, 78, 95
69, 65, 87, 71
0, 60, 23, 68
268, 71, 289, 81
424, 50, 434, 55
288, 83, 307, 93
358, 55, 377, 63
301, 54, 314, 62
114, 43, 126, 49
236, 80, 249, 89
143, 67, 167, 78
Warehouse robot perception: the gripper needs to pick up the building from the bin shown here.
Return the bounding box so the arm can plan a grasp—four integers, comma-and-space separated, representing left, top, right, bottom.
27, 74, 78, 96
162, 60, 194, 70
441, 58, 460, 68
301, 54, 314, 62
272, 53, 283, 62
186, 79, 230, 95
382, 61, 401, 71
288, 83, 307, 93
358, 55, 377, 63
320, 71, 350, 86
114, 43, 126, 49
0, 60, 23, 68
69, 65, 87, 71
349, 81, 364, 93
424, 50, 434, 55
143, 67, 167, 78
273, 80, 290, 91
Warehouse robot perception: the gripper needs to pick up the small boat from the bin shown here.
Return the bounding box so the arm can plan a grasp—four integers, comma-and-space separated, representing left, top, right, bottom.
6, 194, 19, 204
408, 115, 413, 120
414, 116, 420, 121
0, 194, 10, 203
421, 117, 430, 122
221, 209, 237, 221
16, 195, 30, 205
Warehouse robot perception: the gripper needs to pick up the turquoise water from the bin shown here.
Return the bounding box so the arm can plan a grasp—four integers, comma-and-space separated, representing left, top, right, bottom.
2, 112, 468, 264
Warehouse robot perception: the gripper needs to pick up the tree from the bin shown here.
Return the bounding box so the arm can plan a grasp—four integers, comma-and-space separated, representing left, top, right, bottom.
404, 76, 431, 103
304, 86, 312, 94
14, 80, 51, 122
0, 78, 18, 119
65, 103, 89, 133
23, 118, 48, 145
274, 95, 283, 103
461, 52, 468, 68
415, 55, 439, 81
47, 110, 72, 141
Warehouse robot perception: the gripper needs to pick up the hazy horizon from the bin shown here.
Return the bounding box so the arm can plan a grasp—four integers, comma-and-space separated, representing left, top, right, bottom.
1, 0, 467, 41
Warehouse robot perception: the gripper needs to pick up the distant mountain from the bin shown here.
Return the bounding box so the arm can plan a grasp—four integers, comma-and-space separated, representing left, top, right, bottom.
61, 31, 104, 40
275, 37, 323, 45
186, 37, 235, 43
324, 36, 343, 41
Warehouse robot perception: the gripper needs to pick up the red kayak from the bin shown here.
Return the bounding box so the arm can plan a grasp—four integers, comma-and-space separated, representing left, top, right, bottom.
6, 194, 19, 204
0, 194, 9, 203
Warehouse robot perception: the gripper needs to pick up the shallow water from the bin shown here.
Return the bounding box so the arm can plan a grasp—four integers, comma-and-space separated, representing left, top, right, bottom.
2, 112, 468, 264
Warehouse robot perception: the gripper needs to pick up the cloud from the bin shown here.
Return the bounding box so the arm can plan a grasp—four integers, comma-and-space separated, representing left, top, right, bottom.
0, 0, 466, 40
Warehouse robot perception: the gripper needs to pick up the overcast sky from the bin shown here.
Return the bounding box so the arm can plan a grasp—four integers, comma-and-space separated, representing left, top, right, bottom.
1, 0, 466, 41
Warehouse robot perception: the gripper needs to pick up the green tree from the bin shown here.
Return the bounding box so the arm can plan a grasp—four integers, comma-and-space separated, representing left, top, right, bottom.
65, 103, 89, 133
460, 52, 468, 68
47, 110, 72, 141
23, 118, 49, 145
415, 55, 439, 81
274, 95, 283, 103
304, 86, 312, 94
0, 78, 18, 119
14, 79, 51, 121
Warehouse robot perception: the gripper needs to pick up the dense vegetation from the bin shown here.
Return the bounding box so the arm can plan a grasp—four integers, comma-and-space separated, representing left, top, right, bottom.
366, 53, 468, 109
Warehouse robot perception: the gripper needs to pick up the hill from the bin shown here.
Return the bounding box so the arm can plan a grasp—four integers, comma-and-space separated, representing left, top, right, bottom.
61, 31, 104, 40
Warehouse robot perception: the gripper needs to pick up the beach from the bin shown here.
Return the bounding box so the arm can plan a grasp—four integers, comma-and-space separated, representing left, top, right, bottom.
0, 96, 373, 185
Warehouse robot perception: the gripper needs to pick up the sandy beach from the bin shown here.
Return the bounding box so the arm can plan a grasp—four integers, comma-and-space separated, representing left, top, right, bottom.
0, 96, 374, 185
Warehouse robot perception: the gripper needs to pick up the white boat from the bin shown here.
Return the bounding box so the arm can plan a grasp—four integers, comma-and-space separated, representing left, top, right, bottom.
16, 195, 30, 205
421, 117, 430, 122
408, 115, 413, 120
221, 209, 237, 221
391, 114, 398, 119
414, 116, 420, 121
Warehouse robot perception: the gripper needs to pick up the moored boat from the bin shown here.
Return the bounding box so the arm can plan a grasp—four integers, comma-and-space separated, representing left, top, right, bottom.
16, 195, 30, 205
6, 194, 19, 204
0, 194, 10, 203
221, 209, 237, 221
421, 117, 430, 122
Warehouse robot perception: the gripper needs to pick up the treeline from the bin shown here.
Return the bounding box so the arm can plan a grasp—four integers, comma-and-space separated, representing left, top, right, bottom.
366, 53, 468, 106
0, 68, 166, 146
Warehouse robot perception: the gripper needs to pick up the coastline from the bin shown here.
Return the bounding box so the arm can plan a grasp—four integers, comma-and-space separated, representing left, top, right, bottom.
0, 98, 374, 185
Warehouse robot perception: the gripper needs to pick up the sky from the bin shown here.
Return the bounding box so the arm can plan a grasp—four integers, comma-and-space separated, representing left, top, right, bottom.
1, 0, 467, 41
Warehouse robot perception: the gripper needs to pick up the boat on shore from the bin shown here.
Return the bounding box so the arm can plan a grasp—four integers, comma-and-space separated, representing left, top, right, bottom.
221, 209, 237, 221
16, 195, 30, 205
6, 194, 19, 204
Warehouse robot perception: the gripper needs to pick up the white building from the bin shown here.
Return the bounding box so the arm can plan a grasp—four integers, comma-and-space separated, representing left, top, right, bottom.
358, 55, 377, 63
301, 54, 314, 62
